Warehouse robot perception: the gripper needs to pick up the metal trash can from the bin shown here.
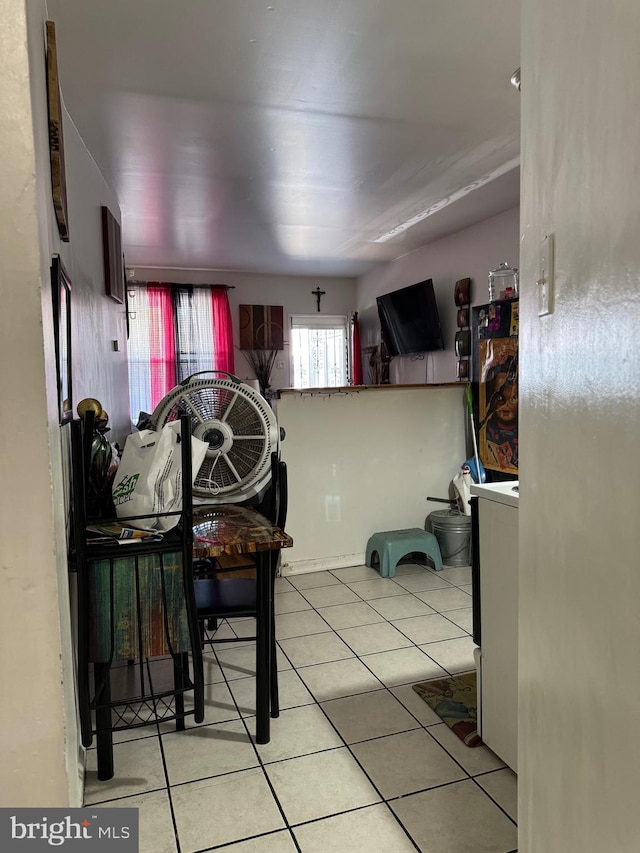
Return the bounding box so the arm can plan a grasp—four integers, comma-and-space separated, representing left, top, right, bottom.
426, 509, 472, 567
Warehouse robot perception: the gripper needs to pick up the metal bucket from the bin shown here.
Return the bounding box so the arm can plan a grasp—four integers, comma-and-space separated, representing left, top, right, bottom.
426, 510, 472, 567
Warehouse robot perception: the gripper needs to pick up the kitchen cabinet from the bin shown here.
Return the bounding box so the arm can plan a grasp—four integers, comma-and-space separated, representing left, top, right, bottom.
470, 481, 518, 772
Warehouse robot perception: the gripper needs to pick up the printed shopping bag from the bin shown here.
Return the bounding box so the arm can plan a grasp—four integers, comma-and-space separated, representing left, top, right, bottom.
112, 421, 207, 531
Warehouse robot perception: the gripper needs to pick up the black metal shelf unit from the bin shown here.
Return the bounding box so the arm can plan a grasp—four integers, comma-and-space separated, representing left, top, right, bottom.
69, 412, 204, 781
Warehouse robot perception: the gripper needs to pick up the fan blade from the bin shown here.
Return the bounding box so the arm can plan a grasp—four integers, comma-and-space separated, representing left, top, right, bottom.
179, 394, 206, 425
221, 393, 238, 423
222, 452, 242, 483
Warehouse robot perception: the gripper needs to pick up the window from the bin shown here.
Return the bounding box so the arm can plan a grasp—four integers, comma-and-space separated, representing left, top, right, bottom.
290, 314, 348, 388
127, 283, 234, 421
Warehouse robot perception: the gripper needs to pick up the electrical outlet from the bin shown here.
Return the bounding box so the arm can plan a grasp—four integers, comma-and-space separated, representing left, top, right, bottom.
538, 233, 555, 316
276, 360, 284, 370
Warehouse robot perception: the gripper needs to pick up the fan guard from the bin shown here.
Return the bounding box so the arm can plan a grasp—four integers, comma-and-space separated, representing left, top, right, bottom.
150, 373, 279, 504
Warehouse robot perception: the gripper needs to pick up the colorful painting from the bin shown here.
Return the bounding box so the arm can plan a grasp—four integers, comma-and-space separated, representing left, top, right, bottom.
479, 337, 518, 474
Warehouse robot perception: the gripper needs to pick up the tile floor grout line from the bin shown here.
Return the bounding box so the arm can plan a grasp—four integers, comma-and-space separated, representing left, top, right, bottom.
469, 773, 518, 827
384, 774, 479, 803
161, 630, 301, 851
154, 721, 184, 853
288, 801, 421, 852
269, 612, 427, 846
411, 643, 472, 679
298, 599, 492, 787
97, 606, 482, 800
291, 565, 429, 610
268, 601, 486, 850
190, 826, 301, 853
207, 632, 306, 843
381, 614, 469, 651
266, 672, 423, 851
281, 601, 465, 710
83, 784, 168, 808
84, 565, 515, 850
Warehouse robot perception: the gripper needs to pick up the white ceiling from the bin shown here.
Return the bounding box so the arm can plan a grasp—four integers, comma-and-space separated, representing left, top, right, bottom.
49, 0, 521, 277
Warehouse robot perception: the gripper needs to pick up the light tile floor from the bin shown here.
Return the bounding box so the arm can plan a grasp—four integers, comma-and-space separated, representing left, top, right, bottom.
84, 560, 517, 853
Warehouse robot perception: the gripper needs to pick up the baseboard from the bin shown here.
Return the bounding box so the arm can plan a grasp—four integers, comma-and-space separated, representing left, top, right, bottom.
280, 553, 366, 576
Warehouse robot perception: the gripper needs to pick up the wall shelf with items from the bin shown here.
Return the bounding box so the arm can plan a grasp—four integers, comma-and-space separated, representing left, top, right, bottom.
454, 277, 471, 381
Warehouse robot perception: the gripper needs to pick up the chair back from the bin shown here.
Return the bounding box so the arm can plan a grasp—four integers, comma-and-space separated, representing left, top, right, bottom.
275, 459, 287, 532
260, 452, 287, 532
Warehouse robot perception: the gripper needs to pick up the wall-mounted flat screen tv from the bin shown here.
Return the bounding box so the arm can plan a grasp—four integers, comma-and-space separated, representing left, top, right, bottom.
376, 279, 444, 356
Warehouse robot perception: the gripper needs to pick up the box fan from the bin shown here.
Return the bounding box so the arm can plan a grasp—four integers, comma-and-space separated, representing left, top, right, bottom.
151, 371, 280, 504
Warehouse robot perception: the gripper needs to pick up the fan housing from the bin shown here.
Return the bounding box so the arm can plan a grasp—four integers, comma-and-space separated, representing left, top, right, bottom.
151, 374, 279, 504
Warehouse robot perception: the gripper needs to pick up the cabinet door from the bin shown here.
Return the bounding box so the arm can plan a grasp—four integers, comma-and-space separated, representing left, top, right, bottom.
478, 498, 518, 771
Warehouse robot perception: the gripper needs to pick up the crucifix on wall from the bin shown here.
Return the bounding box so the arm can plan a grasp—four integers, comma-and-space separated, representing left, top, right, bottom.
312, 287, 326, 312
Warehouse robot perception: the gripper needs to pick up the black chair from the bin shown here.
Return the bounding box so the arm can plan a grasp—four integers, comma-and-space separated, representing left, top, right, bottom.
193, 452, 288, 719
70, 413, 204, 780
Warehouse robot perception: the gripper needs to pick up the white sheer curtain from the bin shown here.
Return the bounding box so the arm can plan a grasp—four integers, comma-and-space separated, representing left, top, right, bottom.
127, 285, 153, 422
175, 287, 215, 381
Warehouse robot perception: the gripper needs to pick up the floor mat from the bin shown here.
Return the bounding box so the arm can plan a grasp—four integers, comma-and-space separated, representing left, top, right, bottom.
412, 671, 482, 747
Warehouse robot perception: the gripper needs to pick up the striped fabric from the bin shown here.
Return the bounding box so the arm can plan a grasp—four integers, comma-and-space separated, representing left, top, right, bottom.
87, 552, 190, 662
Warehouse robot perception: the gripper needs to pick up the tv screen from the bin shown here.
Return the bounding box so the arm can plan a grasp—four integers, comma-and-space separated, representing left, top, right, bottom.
376, 279, 444, 356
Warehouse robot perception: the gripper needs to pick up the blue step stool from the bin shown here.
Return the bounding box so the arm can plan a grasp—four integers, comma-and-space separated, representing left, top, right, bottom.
366, 528, 443, 577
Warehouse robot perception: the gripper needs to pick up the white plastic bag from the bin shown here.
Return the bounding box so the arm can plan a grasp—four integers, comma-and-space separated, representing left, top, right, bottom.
111, 422, 208, 532
452, 465, 473, 516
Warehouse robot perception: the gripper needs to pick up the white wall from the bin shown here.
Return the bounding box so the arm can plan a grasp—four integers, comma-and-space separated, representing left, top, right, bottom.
356, 207, 519, 384
0, 0, 75, 807
278, 385, 466, 572
519, 1, 640, 850
62, 124, 130, 444
0, 0, 129, 806
132, 267, 356, 394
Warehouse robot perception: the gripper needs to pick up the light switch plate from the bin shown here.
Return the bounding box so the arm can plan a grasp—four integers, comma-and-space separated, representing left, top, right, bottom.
538, 233, 555, 316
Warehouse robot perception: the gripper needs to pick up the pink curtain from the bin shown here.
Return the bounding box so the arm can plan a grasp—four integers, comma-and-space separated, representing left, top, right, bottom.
351, 311, 363, 385
211, 286, 235, 374
147, 283, 176, 407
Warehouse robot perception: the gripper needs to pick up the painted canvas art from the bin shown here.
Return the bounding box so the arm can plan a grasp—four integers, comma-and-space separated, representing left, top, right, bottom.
479, 336, 519, 474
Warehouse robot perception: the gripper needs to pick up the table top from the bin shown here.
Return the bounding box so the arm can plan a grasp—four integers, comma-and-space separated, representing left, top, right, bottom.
192, 504, 293, 558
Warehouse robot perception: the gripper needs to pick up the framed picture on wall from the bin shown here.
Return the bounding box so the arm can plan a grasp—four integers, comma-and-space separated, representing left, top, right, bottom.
457, 307, 469, 328
239, 304, 284, 350
454, 277, 471, 306
101, 206, 124, 303
51, 256, 72, 424
45, 21, 70, 241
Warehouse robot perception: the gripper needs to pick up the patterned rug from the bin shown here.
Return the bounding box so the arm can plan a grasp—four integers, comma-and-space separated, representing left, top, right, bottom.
412, 671, 482, 747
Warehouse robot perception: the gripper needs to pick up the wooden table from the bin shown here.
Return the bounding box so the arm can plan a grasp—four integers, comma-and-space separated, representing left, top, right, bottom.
192, 505, 293, 743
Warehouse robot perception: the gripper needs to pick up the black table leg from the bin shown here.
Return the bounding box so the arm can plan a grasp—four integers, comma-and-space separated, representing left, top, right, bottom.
255, 551, 272, 743
174, 652, 187, 731
270, 555, 279, 718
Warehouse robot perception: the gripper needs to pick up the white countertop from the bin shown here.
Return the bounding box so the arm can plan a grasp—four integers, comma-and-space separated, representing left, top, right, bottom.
470, 480, 519, 509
